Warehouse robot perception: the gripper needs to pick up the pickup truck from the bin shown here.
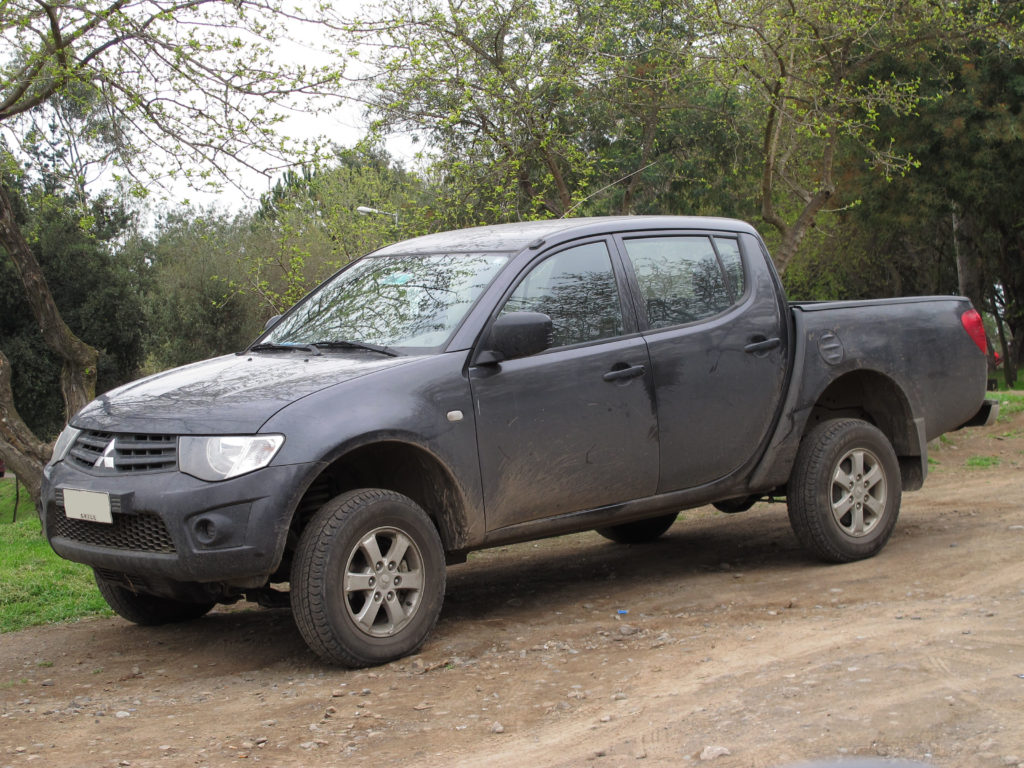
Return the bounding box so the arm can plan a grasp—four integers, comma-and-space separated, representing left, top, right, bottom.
40, 216, 997, 666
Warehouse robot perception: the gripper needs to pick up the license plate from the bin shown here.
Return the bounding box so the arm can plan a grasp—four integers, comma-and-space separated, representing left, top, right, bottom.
64, 489, 113, 524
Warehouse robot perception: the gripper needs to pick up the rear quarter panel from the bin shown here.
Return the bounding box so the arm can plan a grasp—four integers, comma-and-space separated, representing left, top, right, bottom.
750, 296, 988, 490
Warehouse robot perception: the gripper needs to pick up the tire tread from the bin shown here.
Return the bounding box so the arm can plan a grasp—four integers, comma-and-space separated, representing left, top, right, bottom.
291, 489, 445, 667
787, 418, 901, 563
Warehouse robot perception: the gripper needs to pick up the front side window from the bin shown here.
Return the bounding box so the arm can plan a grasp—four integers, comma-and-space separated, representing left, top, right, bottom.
501, 241, 624, 348
264, 252, 509, 350
623, 236, 738, 328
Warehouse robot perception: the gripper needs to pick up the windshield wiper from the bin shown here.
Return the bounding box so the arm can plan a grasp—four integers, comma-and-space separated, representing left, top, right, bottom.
311, 340, 399, 357
247, 342, 322, 356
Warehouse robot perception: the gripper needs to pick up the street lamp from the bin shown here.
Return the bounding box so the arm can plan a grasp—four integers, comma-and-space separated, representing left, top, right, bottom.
356, 205, 398, 226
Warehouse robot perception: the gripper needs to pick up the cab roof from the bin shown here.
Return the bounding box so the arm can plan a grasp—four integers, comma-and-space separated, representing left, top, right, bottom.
371, 216, 757, 256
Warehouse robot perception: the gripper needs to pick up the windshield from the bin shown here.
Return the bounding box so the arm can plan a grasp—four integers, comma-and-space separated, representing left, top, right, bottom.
262, 252, 509, 351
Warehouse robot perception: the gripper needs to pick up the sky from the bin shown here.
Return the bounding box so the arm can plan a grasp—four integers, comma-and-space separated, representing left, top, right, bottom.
162, 0, 421, 213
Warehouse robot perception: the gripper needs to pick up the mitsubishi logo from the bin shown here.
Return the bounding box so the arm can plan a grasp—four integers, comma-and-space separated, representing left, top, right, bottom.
94, 439, 117, 470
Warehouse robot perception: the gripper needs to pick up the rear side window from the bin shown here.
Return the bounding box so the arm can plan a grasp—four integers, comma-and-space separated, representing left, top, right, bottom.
714, 237, 745, 299
623, 236, 742, 329
502, 241, 624, 348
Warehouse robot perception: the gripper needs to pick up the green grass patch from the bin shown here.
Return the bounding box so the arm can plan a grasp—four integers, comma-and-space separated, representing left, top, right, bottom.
996, 392, 1024, 422
965, 455, 1000, 469
0, 508, 111, 633
0, 478, 37, 524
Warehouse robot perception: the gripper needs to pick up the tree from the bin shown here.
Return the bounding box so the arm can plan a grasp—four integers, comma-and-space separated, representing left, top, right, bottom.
705, 0, 960, 273
871, 38, 1024, 384
351, 0, 734, 224
243, 145, 429, 313
0, 180, 145, 439
0, 0, 344, 504
135, 207, 265, 371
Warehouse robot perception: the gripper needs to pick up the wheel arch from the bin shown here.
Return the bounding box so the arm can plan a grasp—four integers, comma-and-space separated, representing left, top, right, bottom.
803, 370, 925, 491
279, 439, 471, 578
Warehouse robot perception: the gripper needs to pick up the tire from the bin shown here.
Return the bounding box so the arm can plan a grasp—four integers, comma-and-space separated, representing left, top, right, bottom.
94, 572, 214, 626
787, 418, 902, 563
596, 512, 677, 544
290, 489, 446, 667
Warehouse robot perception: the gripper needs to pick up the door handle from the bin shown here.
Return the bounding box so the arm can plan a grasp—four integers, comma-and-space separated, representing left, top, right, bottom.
603, 364, 646, 382
744, 337, 781, 354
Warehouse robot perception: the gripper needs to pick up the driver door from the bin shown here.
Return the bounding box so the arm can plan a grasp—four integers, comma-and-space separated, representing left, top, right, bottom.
469, 240, 659, 532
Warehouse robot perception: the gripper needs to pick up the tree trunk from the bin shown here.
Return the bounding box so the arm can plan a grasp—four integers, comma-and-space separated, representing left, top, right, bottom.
0, 351, 49, 508
758, 107, 836, 276
952, 206, 986, 308
0, 182, 99, 507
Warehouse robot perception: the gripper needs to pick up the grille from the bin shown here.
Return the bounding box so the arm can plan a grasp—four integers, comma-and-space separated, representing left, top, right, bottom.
49, 508, 176, 553
68, 431, 177, 474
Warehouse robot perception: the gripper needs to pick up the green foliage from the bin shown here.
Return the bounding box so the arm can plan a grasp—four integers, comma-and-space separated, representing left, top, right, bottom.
135, 207, 265, 371
0, 0, 1019, 405
355, 0, 756, 224
236, 145, 433, 314
832, 32, 1024, 383
0, 180, 146, 438
0, 502, 110, 633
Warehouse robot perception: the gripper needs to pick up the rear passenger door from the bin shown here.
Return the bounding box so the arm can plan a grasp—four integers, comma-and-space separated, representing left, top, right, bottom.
617, 232, 787, 492
470, 239, 658, 531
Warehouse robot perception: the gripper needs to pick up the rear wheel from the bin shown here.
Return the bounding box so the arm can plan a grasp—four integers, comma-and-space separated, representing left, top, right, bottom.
787, 419, 901, 563
94, 572, 214, 625
291, 489, 446, 667
596, 512, 677, 544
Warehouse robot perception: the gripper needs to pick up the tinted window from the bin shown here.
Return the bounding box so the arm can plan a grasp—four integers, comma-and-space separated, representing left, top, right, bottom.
714, 237, 745, 298
502, 241, 624, 348
624, 236, 733, 328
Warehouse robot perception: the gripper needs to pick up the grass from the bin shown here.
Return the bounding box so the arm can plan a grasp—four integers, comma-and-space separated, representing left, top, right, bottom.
995, 391, 1024, 422
0, 477, 36, 524
0, 479, 111, 633
965, 455, 1000, 469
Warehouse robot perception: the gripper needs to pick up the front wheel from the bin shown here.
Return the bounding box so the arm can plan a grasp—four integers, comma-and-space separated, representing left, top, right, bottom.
291, 489, 446, 667
787, 419, 901, 563
94, 572, 214, 625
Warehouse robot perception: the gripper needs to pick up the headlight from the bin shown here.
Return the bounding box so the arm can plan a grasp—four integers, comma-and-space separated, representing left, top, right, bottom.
48, 424, 82, 467
178, 435, 285, 482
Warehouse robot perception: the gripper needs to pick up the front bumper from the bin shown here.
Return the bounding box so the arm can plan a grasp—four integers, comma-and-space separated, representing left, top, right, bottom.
41, 459, 324, 586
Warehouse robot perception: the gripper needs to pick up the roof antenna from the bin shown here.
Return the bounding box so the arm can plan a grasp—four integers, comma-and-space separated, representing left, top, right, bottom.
560, 160, 660, 219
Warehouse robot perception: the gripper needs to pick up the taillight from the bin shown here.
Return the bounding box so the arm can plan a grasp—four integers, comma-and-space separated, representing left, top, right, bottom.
960, 309, 988, 353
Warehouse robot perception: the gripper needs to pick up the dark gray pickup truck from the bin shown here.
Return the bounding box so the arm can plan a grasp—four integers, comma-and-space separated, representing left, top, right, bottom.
41, 216, 997, 666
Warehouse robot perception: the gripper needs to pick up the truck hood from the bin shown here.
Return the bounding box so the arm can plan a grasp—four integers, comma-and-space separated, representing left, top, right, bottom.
74, 352, 420, 434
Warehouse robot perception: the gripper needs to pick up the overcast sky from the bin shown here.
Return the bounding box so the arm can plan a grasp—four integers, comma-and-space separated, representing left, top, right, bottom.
165, 0, 420, 212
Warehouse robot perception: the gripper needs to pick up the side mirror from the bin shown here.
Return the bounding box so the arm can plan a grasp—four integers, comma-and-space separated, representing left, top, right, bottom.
478, 311, 553, 364
264, 314, 282, 331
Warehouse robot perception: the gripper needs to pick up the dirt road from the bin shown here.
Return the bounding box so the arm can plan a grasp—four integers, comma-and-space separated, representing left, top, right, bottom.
2, 410, 1022, 768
